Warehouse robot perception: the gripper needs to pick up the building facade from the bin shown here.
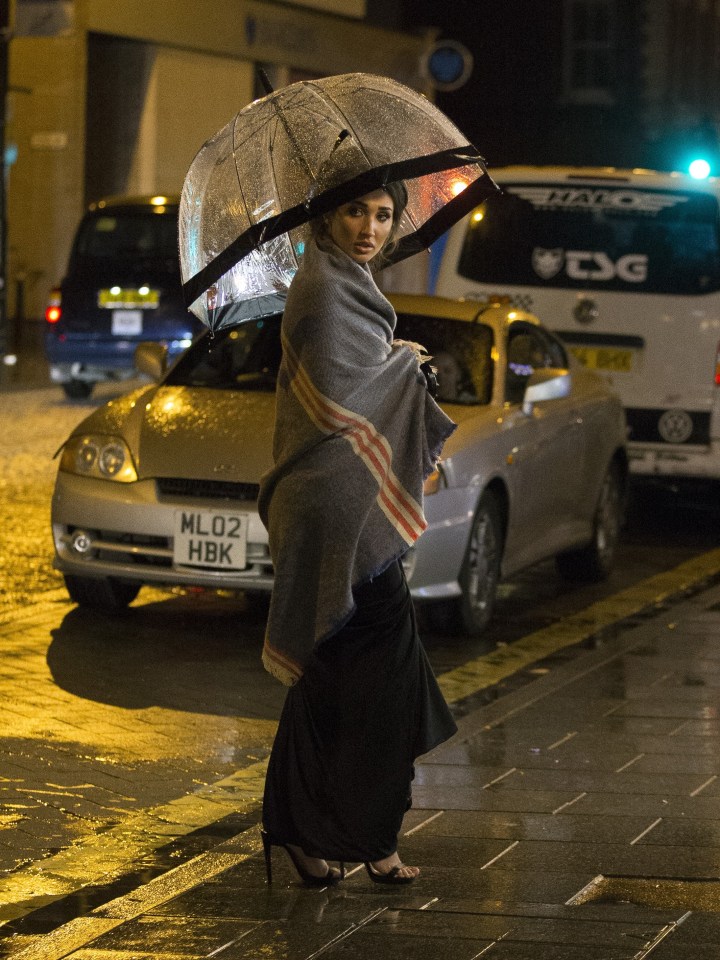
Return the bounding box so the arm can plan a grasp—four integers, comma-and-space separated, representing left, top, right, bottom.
6, 0, 431, 322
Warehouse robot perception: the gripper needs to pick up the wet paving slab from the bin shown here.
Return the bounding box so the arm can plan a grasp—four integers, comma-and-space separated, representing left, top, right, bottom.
415, 762, 714, 796
655, 910, 720, 942
415, 809, 664, 844
81, 915, 259, 955
153, 877, 430, 921
651, 945, 720, 959
403, 831, 720, 881
640, 817, 720, 846
84, 881, 671, 960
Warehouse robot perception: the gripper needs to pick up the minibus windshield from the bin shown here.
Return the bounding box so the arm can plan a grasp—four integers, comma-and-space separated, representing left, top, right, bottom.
458, 185, 720, 295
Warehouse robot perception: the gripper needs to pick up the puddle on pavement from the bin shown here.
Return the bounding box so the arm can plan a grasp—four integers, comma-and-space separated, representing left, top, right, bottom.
568, 873, 720, 911
0, 811, 256, 954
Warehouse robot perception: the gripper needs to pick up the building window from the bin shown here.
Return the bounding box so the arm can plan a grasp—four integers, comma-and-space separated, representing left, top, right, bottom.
563, 0, 617, 105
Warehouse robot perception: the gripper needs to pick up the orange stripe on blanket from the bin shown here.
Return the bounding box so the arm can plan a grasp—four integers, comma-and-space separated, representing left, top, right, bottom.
283, 335, 425, 543
288, 352, 426, 542
292, 365, 421, 542
262, 639, 303, 682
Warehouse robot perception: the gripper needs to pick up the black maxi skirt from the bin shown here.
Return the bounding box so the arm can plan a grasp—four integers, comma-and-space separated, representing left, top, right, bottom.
262, 559, 458, 863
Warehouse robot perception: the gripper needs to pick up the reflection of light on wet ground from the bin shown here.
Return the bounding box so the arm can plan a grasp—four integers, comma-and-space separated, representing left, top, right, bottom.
0, 760, 267, 938
569, 873, 720, 911
439, 548, 720, 708
0, 811, 254, 947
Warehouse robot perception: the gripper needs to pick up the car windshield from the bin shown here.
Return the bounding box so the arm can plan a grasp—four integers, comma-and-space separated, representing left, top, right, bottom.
73, 209, 179, 262
458, 185, 720, 295
166, 311, 493, 404
166, 316, 284, 391
395, 312, 493, 404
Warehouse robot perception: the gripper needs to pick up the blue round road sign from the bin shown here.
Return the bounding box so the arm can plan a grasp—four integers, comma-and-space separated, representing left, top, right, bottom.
423, 40, 474, 91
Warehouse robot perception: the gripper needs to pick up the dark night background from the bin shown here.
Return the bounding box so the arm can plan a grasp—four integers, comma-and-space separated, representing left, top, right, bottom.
366, 0, 720, 176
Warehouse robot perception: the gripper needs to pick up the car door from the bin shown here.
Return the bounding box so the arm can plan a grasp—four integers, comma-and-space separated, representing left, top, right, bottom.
501, 324, 586, 571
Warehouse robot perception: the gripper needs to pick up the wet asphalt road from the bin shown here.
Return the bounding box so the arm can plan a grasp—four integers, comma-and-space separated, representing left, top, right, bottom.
1, 380, 720, 944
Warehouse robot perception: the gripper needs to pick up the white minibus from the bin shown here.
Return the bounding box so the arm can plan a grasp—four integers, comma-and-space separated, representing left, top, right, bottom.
435, 166, 720, 483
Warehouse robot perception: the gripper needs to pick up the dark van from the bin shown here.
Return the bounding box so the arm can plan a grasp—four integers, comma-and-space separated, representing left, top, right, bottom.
45, 194, 202, 398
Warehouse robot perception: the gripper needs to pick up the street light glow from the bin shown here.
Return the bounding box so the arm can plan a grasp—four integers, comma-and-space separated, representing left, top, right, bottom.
689, 158, 712, 179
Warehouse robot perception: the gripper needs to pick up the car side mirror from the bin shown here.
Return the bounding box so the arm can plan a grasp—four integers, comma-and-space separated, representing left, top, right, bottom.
135, 342, 168, 382
522, 368, 571, 415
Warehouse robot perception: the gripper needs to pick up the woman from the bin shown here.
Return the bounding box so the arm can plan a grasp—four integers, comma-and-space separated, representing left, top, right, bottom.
258, 180, 457, 886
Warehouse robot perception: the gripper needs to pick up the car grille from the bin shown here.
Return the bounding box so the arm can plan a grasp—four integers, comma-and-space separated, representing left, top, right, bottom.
156, 477, 260, 501
96, 530, 171, 567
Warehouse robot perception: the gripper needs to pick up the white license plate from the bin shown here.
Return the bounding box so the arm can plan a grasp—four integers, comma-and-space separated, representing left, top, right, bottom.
112, 310, 143, 335
173, 509, 248, 570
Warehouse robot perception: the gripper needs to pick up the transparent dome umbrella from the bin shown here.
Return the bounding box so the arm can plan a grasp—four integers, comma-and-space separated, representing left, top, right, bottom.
179, 71, 499, 331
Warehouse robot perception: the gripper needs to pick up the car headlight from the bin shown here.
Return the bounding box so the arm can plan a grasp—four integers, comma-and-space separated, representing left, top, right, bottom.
59, 434, 138, 482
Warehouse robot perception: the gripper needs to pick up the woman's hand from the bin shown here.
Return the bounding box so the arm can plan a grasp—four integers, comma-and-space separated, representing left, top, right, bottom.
392, 339, 431, 365
419, 360, 439, 398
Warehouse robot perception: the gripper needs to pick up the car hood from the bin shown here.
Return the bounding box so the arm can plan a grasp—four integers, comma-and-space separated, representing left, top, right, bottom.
68, 384, 275, 482
65, 390, 490, 483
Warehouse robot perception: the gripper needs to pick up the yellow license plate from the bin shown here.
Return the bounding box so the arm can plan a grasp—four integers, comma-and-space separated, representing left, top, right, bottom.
98, 288, 160, 309
570, 345, 633, 372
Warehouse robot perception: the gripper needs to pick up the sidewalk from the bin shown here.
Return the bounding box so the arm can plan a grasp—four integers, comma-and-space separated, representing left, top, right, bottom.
7, 579, 720, 960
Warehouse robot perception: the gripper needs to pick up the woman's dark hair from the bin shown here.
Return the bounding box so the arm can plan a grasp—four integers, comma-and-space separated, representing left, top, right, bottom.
311, 180, 408, 268
380, 180, 409, 260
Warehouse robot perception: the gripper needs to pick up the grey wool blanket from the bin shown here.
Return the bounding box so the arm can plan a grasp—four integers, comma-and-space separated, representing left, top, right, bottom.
258, 239, 456, 686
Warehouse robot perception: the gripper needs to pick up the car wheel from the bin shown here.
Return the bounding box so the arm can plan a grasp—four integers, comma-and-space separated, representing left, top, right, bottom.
426, 490, 503, 637
62, 379, 93, 400
556, 461, 622, 582
64, 574, 141, 610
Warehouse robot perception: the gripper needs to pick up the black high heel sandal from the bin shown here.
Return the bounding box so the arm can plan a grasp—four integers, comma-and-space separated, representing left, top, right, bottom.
261, 829, 345, 887
364, 861, 418, 885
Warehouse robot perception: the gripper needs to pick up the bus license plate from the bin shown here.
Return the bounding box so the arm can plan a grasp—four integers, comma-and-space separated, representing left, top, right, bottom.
570, 346, 633, 372
173, 509, 248, 570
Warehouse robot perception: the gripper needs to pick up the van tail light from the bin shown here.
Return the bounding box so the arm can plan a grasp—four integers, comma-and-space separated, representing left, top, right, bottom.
45, 287, 62, 324
716, 341, 720, 386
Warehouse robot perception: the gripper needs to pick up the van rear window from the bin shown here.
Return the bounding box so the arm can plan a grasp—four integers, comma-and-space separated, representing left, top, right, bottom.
73, 209, 178, 261
457, 184, 720, 295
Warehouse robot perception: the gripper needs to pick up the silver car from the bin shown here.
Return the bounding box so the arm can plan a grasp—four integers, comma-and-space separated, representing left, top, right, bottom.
51, 293, 628, 636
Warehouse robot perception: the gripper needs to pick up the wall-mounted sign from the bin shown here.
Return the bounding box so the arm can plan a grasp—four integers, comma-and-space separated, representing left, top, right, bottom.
30, 131, 68, 150
421, 39, 474, 92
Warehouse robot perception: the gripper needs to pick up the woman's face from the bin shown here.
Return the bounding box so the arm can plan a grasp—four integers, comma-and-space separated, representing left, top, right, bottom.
327, 189, 395, 264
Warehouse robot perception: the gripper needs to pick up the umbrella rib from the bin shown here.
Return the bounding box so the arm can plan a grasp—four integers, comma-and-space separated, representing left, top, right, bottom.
261, 123, 284, 242
312, 86, 422, 231
231, 110, 255, 247
265, 82, 316, 182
